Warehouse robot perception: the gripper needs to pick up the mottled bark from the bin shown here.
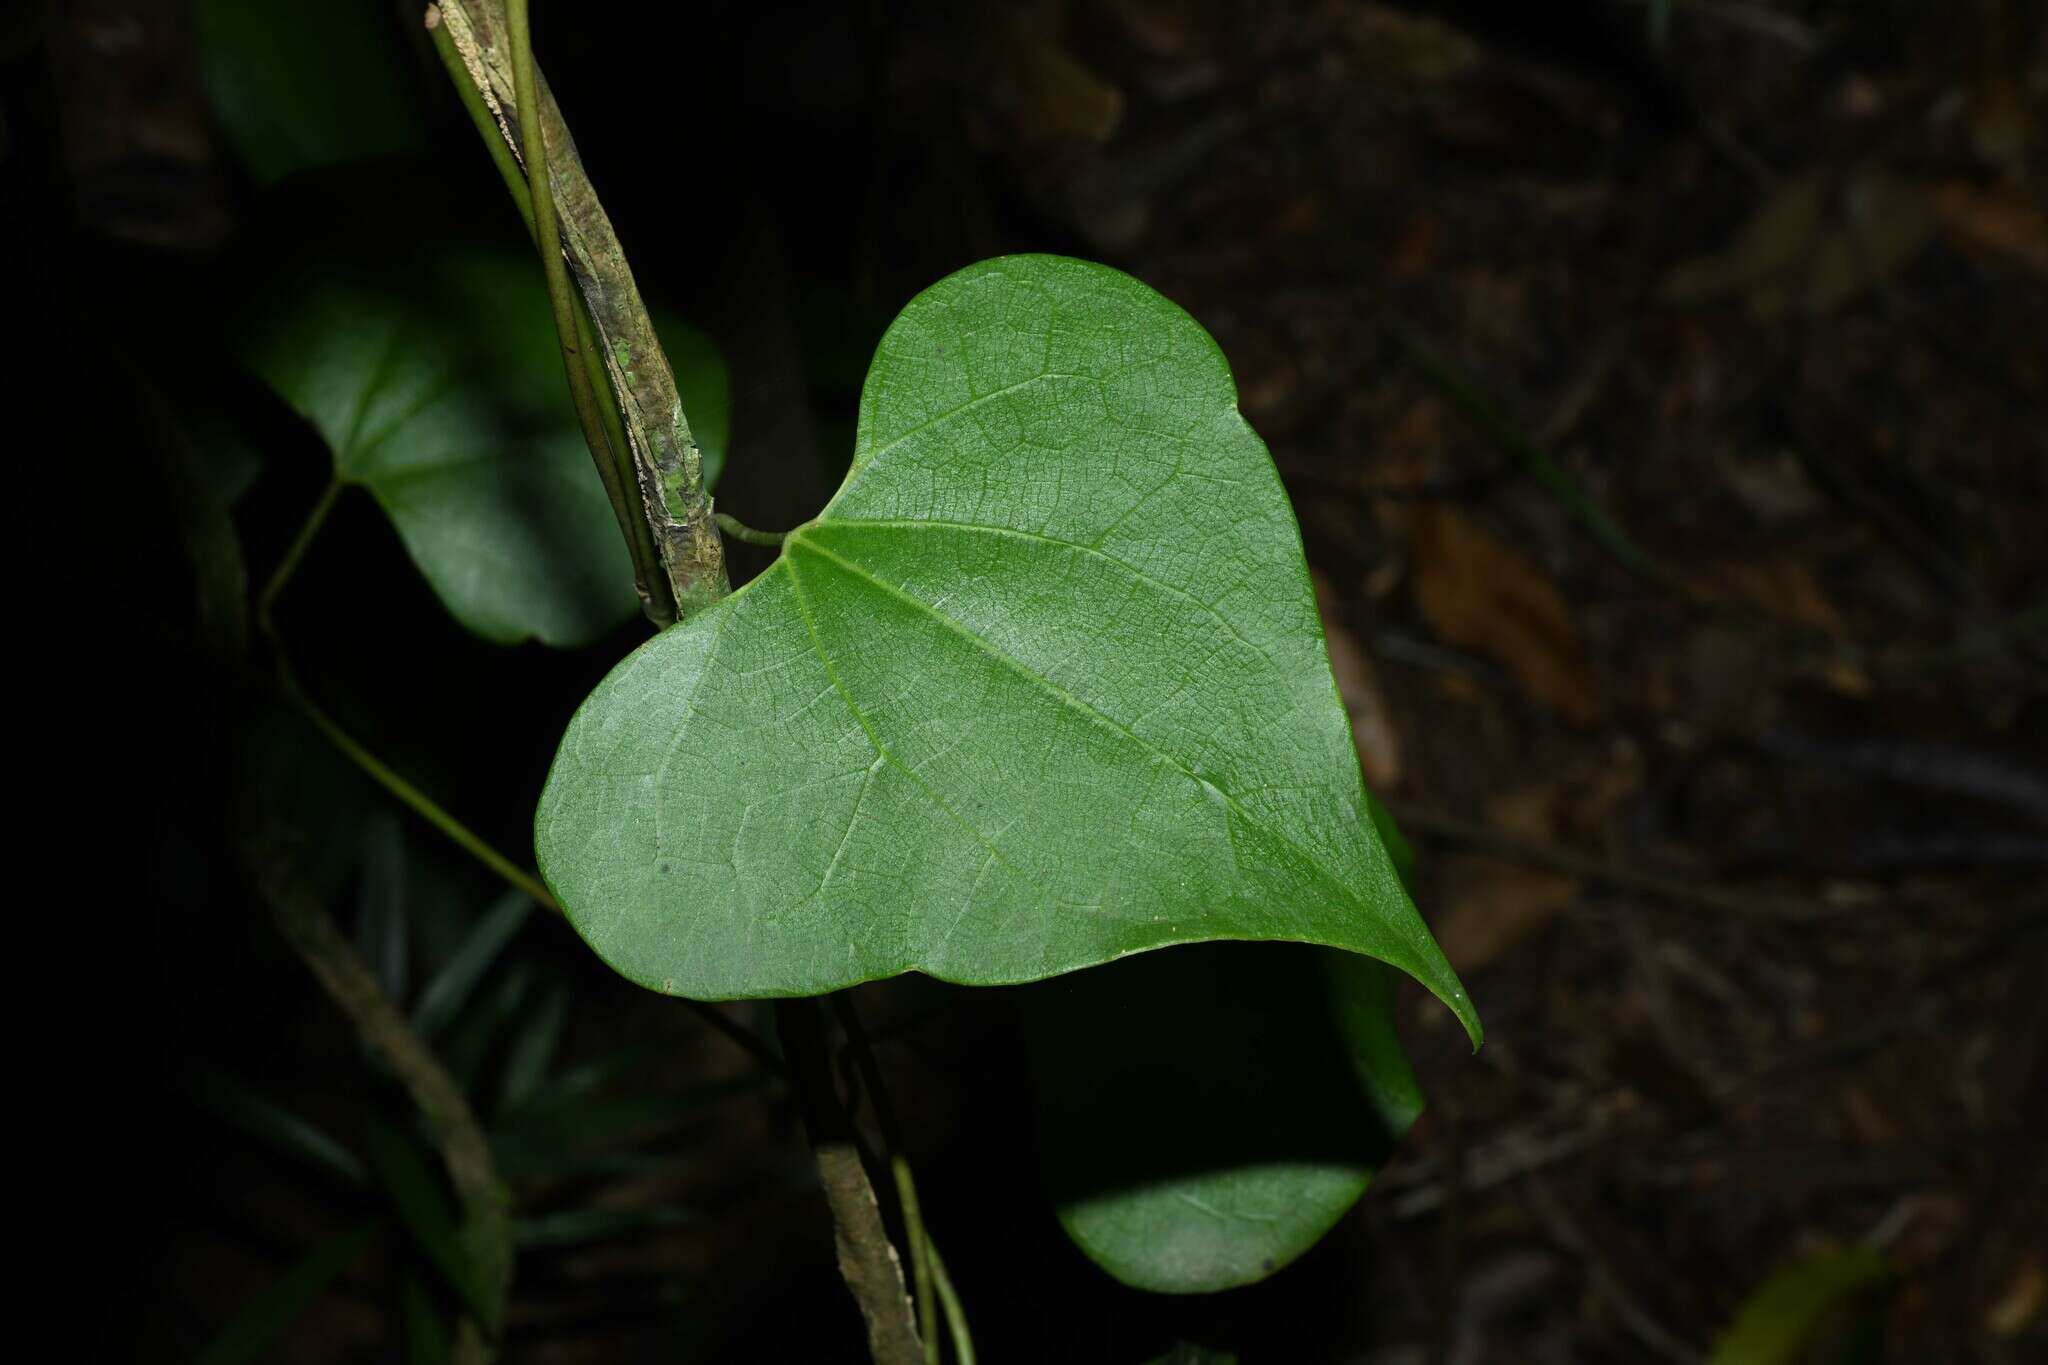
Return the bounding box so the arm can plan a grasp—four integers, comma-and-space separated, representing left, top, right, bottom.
432, 1, 728, 617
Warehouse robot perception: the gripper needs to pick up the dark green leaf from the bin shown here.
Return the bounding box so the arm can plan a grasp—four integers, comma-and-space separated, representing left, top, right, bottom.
359, 1117, 491, 1325
172, 1062, 369, 1188
236, 245, 728, 646
1028, 799, 1424, 1292
400, 1274, 452, 1365
410, 891, 533, 1042
1710, 1247, 1894, 1365
442, 961, 537, 1091
490, 1074, 770, 1179
514, 1204, 701, 1249
1026, 943, 1421, 1293
495, 981, 571, 1115
195, 0, 424, 184
536, 256, 1477, 1045
196, 1221, 381, 1365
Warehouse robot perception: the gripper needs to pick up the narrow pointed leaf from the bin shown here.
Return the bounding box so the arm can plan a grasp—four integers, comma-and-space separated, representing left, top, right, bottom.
537, 256, 1477, 1044
359, 1117, 492, 1326
410, 891, 533, 1042
196, 1221, 381, 1365
513, 1204, 701, 1249
441, 961, 537, 1090
495, 981, 571, 1115
1026, 944, 1421, 1293
236, 245, 728, 646
400, 1275, 452, 1365
172, 1062, 369, 1189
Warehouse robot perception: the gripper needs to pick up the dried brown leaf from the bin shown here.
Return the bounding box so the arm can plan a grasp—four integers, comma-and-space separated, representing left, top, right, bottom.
1660, 173, 1937, 320
1433, 854, 1579, 974
1410, 505, 1601, 724
1938, 181, 2048, 279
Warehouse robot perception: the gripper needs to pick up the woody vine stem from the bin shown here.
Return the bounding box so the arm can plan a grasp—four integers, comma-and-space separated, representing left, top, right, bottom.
426, 2, 967, 1358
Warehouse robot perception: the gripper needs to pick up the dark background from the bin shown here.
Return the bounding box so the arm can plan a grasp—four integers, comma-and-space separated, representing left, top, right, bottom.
12, 0, 2047, 1361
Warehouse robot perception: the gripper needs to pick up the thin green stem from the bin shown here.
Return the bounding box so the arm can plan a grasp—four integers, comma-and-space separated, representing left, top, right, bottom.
259, 484, 550, 906
257, 479, 343, 630
425, 10, 533, 229
896, 1154, 939, 1363
1392, 329, 1688, 595
501, 0, 672, 626
926, 1242, 975, 1365
283, 662, 557, 909
256, 487, 778, 1070
289, 652, 778, 1068
714, 512, 788, 548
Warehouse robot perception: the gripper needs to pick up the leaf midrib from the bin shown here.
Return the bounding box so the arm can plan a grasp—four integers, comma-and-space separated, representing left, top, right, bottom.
783, 531, 1389, 944
815, 516, 1273, 663
780, 553, 1066, 926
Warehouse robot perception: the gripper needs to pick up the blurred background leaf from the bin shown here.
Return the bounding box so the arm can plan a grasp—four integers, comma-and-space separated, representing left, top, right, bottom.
1025, 943, 1423, 1293
194, 1220, 384, 1365
195, 0, 425, 184
232, 234, 727, 647
1708, 1247, 1893, 1365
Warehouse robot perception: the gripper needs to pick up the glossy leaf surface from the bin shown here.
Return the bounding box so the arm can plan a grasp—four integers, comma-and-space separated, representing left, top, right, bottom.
537, 256, 1477, 1045
238, 247, 728, 647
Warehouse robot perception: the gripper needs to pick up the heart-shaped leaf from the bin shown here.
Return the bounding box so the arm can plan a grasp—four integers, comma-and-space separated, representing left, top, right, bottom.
1026, 944, 1421, 1293
537, 255, 1477, 1046
238, 246, 728, 647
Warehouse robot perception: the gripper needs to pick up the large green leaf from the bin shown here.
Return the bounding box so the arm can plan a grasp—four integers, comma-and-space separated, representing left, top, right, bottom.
536, 256, 1477, 1045
196, 0, 424, 184
1028, 945, 1421, 1293
237, 246, 728, 647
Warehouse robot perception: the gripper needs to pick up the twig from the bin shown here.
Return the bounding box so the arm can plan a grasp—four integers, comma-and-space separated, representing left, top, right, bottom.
1384, 801, 1824, 921
834, 996, 976, 1363
775, 999, 924, 1365
499, 0, 671, 625
1610, 0, 1817, 51
240, 831, 512, 1362
1393, 1126, 1594, 1220
1520, 1173, 1702, 1365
